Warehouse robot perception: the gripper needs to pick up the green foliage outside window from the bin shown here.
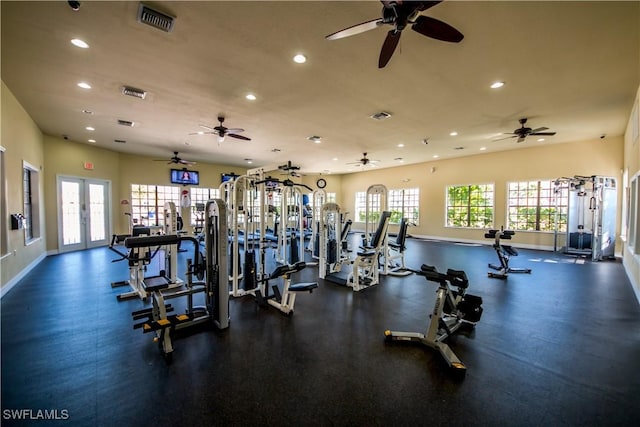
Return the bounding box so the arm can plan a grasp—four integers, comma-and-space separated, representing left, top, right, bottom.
446, 184, 494, 228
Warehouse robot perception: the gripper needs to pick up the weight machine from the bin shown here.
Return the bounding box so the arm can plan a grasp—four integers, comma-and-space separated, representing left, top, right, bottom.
109, 202, 183, 301
364, 184, 391, 276
131, 199, 230, 362
385, 218, 412, 276
347, 211, 391, 292
485, 228, 531, 279
318, 202, 352, 282
553, 175, 617, 260
254, 261, 318, 316
307, 189, 326, 258
384, 265, 483, 377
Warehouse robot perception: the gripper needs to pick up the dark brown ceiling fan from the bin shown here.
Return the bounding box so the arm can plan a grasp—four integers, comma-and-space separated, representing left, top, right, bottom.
348, 153, 380, 167
154, 151, 196, 166
495, 118, 557, 143
191, 115, 251, 144
326, 0, 463, 68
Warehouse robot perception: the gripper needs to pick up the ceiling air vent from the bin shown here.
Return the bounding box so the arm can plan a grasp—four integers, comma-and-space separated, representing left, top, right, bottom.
117, 119, 135, 127
121, 86, 147, 100
114, 139, 127, 144
370, 111, 392, 121
137, 3, 175, 33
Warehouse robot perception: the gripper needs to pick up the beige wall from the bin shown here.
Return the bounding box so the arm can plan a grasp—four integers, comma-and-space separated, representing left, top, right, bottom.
1, 81, 46, 292
340, 137, 624, 250
1, 74, 638, 303
623, 85, 640, 299
43, 135, 122, 251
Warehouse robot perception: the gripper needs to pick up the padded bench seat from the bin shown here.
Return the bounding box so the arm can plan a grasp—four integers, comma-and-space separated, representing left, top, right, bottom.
289, 282, 318, 292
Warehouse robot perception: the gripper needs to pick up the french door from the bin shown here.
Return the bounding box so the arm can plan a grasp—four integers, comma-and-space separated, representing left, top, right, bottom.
57, 177, 110, 252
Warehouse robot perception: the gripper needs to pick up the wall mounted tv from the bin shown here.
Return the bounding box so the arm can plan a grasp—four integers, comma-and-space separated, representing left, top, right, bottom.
221, 173, 239, 184
171, 169, 199, 185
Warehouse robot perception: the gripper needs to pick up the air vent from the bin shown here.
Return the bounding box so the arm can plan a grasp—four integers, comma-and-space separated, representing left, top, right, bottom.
454, 146, 465, 150
370, 111, 392, 120
114, 139, 127, 144
117, 119, 135, 127
137, 3, 175, 33
121, 86, 147, 100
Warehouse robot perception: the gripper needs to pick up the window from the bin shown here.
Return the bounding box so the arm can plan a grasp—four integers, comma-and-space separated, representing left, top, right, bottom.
1, 146, 6, 256
326, 192, 337, 203
507, 180, 567, 232
130, 184, 180, 227
389, 188, 420, 225
23, 161, 41, 242
354, 191, 367, 222
446, 184, 493, 228
190, 187, 220, 226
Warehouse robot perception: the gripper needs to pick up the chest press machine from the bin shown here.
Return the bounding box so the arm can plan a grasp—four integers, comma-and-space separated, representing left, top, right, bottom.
130, 199, 230, 362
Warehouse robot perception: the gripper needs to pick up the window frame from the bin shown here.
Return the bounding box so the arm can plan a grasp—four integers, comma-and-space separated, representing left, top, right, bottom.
506, 179, 568, 232
445, 183, 494, 229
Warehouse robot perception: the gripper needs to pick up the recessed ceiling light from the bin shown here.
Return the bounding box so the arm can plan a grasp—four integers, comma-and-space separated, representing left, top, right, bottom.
88, 139, 96, 143
397, 143, 404, 148
246, 93, 257, 101
433, 155, 440, 158
332, 158, 338, 161
307, 135, 322, 143
490, 81, 505, 89
449, 131, 458, 136
293, 54, 307, 64
77, 82, 91, 89
71, 38, 89, 48
85, 126, 95, 131
197, 131, 204, 135
81, 109, 93, 115
537, 138, 545, 142
244, 158, 253, 164
184, 141, 191, 146
480, 146, 487, 151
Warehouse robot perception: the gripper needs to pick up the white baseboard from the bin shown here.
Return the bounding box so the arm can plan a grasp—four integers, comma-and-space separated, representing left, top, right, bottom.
1, 252, 47, 299
408, 233, 555, 252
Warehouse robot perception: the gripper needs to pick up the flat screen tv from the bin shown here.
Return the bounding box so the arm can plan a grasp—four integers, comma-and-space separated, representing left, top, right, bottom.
221, 173, 239, 184
171, 169, 199, 185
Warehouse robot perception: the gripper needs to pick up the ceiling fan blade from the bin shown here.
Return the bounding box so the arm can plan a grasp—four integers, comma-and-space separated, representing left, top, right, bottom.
379, 30, 401, 68
189, 131, 216, 135
412, 15, 464, 43
179, 159, 196, 165
530, 132, 556, 136
517, 136, 526, 143
416, 1, 444, 12
228, 133, 251, 141
199, 124, 215, 131
225, 128, 244, 134
493, 135, 517, 142
326, 18, 383, 40
530, 127, 549, 133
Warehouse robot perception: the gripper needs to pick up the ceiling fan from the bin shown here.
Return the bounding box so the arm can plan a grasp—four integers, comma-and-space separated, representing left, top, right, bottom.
192, 116, 251, 144
278, 160, 302, 177
154, 151, 196, 166
326, 0, 464, 68
495, 118, 557, 143
348, 153, 380, 167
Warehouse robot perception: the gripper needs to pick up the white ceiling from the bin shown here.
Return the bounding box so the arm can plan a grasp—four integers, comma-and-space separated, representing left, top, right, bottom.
2, 1, 639, 174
